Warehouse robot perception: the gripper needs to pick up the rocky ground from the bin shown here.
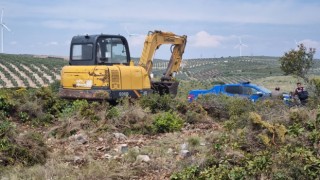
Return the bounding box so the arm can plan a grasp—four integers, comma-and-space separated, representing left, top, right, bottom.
40, 121, 221, 179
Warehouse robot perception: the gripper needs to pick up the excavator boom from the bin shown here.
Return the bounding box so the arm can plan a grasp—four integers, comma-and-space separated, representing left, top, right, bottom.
138, 30, 187, 81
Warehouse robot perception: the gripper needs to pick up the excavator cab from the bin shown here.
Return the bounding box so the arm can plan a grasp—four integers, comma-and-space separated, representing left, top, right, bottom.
69, 35, 131, 66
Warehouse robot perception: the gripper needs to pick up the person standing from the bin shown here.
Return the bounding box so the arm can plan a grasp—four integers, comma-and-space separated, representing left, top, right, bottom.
294, 82, 308, 105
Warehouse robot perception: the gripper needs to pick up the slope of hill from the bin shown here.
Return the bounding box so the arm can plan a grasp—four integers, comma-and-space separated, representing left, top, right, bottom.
0, 86, 319, 179
0, 54, 67, 88
0, 54, 320, 89
0, 54, 320, 179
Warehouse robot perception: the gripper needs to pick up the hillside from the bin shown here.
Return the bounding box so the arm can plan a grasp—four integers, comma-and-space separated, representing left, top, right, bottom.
0, 54, 67, 88
0, 54, 320, 179
0, 86, 320, 179
0, 54, 319, 89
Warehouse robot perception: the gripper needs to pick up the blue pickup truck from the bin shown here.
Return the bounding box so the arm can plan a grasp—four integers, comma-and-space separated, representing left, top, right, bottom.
188, 82, 272, 102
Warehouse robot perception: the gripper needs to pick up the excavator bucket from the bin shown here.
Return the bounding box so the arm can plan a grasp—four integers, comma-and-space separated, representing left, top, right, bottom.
151, 81, 179, 97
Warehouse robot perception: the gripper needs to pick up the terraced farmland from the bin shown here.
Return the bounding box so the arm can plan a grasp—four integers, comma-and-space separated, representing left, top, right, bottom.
0, 54, 319, 88
0, 54, 67, 88
151, 56, 282, 83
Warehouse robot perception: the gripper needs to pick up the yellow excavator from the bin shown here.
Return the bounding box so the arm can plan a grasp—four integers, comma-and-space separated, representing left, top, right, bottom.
59, 30, 187, 100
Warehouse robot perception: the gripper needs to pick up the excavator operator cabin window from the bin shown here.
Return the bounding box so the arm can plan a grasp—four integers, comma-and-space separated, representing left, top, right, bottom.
72, 44, 93, 60
97, 38, 127, 64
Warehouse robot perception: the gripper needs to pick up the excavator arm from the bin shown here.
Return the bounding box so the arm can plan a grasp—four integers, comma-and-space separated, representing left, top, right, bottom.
138, 30, 187, 81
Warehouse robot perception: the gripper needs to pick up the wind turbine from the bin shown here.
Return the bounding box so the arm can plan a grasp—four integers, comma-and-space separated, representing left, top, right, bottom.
234, 37, 248, 57
1, 9, 11, 53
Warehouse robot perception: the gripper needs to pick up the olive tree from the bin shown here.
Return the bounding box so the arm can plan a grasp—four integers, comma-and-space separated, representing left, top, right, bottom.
279, 43, 316, 82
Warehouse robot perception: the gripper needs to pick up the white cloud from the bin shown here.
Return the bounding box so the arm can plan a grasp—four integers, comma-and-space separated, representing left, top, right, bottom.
4, 1, 320, 25
299, 39, 320, 49
189, 31, 231, 48
42, 20, 106, 30
128, 35, 146, 47
10, 41, 17, 45
45, 41, 58, 46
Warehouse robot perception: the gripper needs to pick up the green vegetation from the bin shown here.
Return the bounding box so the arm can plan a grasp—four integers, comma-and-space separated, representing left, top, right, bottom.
0, 84, 318, 179
153, 111, 184, 133
280, 43, 316, 82
2, 53, 320, 89
0, 54, 67, 88
0, 53, 320, 179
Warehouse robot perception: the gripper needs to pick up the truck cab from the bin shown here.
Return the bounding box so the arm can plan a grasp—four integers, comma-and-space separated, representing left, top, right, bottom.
188, 82, 272, 102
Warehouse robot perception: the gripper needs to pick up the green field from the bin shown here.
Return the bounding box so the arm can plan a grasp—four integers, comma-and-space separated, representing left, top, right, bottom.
0, 54, 319, 90
1, 54, 320, 179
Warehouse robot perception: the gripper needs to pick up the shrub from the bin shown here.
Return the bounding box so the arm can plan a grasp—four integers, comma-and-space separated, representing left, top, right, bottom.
249, 112, 287, 146
106, 106, 120, 119
188, 136, 200, 147
13, 132, 48, 166
197, 94, 254, 121
18, 100, 43, 119
176, 101, 208, 124
228, 98, 254, 117
185, 111, 202, 124
49, 80, 61, 93
0, 120, 14, 139
0, 121, 47, 166
170, 166, 200, 180
153, 111, 184, 133
35, 87, 68, 116
18, 112, 30, 123
197, 95, 230, 120
139, 94, 172, 113
0, 96, 15, 115
246, 152, 273, 176
119, 106, 154, 135
289, 108, 309, 124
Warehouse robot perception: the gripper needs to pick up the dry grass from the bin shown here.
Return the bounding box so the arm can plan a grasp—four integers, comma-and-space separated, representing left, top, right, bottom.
253, 75, 299, 92
253, 75, 320, 93
1, 123, 220, 179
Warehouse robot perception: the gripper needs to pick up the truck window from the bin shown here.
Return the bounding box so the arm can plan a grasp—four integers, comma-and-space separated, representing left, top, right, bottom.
72, 44, 93, 60
225, 85, 242, 94
243, 87, 258, 95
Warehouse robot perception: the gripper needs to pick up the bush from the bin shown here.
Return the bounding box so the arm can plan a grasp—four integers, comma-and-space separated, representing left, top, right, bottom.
61, 100, 88, 117
35, 87, 68, 116
0, 120, 14, 139
175, 101, 208, 124
0, 96, 15, 115
106, 106, 120, 119
289, 108, 309, 124
185, 111, 203, 124
197, 94, 254, 121
171, 166, 200, 180
153, 111, 184, 133
196, 95, 230, 120
18, 112, 30, 123
228, 98, 253, 117
139, 94, 172, 113
119, 106, 154, 135
0, 121, 47, 166
188, 136, 200, 147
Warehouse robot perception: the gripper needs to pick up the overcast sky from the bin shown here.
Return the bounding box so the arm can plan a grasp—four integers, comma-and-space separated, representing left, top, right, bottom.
0, 0, 320, 59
